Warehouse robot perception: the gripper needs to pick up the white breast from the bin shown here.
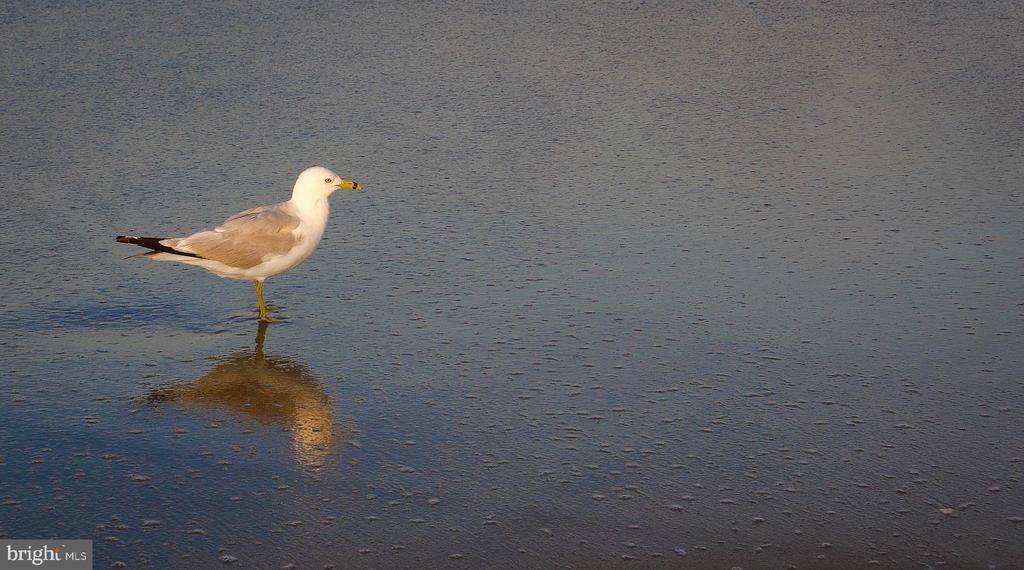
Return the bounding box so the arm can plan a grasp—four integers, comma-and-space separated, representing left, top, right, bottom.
246, 199, 330, 280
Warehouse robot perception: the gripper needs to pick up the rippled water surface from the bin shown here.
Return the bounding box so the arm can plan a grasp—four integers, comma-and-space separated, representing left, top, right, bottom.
2, 1, 1023, 568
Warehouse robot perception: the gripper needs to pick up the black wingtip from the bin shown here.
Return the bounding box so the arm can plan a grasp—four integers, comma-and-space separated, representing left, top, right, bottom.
114, 235, 205, 259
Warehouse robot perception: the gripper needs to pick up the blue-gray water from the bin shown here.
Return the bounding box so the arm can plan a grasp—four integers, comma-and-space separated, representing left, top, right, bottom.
2, 1, 1023, 568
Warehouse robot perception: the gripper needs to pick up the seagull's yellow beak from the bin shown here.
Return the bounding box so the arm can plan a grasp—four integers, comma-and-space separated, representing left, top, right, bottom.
336, 179, 362, 191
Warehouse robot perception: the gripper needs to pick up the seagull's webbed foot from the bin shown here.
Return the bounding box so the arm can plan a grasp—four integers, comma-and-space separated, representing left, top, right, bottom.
254, 280, 279, 323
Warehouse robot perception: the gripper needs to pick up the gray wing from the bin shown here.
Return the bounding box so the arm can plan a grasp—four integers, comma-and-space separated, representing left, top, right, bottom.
167, 203, 301, 269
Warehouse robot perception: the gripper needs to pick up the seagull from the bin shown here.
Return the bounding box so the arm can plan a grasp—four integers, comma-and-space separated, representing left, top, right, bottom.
116, 166, 362, 322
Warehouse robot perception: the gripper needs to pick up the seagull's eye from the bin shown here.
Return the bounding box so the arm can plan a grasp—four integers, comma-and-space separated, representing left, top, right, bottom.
325, 178, 333, 183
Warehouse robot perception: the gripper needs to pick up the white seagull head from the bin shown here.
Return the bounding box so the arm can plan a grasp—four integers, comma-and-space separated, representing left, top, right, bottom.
292, 166, 362, 201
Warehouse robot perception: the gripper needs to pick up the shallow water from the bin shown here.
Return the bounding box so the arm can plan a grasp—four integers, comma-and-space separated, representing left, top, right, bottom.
2, 1, 1023, 568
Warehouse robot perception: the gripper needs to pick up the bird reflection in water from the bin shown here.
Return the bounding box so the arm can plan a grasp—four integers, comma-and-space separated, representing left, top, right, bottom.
147, 321, 350, 468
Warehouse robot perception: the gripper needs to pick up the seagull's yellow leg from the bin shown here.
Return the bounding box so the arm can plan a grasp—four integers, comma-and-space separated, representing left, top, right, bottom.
255, 280, 274, 323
